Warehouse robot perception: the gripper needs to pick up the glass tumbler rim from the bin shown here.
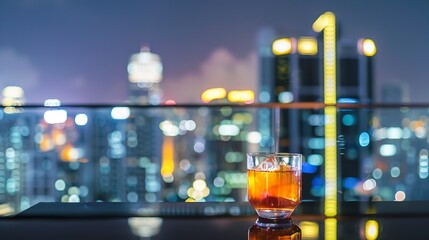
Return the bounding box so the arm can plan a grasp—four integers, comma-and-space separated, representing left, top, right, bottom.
247, 152, 302, 158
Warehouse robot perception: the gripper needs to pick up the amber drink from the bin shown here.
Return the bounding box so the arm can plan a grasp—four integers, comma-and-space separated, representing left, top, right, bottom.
247, 153, 302, 224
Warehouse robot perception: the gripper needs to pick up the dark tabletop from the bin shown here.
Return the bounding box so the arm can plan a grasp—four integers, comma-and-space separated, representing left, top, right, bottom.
1, 201, 428, 240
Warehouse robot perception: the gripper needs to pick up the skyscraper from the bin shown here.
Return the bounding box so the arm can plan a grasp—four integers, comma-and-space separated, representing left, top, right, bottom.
259, 21, 376, 201
127, 46, 163, 105
91, 46, 165, 202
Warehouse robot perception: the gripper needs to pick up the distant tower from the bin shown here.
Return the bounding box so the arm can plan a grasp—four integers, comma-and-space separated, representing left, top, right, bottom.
2, 86, 25, 113
118, 46, 164, 202
127, 46, 163, 105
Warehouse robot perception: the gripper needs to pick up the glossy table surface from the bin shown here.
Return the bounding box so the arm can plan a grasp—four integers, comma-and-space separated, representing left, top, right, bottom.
1, 201, 428, 239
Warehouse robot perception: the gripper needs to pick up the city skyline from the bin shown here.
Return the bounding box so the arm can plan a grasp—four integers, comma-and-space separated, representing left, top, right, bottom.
0, 1, 428, 104
1, 3, 429, 213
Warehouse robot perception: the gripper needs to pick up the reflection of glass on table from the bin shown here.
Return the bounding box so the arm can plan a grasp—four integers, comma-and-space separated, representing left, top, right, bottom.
247, 152, 302, 227
248, 221, 302, 240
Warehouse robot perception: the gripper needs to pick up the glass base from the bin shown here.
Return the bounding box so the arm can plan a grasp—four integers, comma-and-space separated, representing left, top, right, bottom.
255, 209, 293, 219
255, 217, 294, 229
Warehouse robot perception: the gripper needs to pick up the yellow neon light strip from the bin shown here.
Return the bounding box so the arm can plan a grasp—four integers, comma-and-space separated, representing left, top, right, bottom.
324, 106, 337, 217
314, 11, 337, 218
325, 218, 337, 240
322, 12, 336, 105
323, 12, 337, 218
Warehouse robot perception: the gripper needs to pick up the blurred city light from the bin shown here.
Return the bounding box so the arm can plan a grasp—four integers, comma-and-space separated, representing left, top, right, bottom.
363, 179, 376, 191
179, 159, 192, 172
201, 88, 227, 103
379, 144, 397, 156
2, 86, 24, 99
159, 120, 179, 136
193, 179, 207, 191
246, 131, 261, 144
0, 203, 14, 216
343, 177, 359, 189
364, 220, 379, 240
272, 38, 292, 55
128, 217, 163, 238
55, 179, 66, 191
186, 178, 210, 202
2, 86, 24, 105
298, 37, 318, 55
195, 172, 206, 180
60, 145, 79, 162
111, 107, 130, 120
225, 152, 244, 163
308, 154, 323, 166
308, 138, 325, 149
338, 98, 358, 103
278, 91, 294, 103
161, 136, 175, 178
419, 150, 429, 179
395, 191, 406, 201
308, 114, 324, 126
299, 221, 319, 239
75, 113, 88, 126
386, 127, 402, 139
359, 38, 377, 57
232, 113, 253, 125
303, 162, 318, 173
213, 177, 225, 188
44, 99, 61, 107
342, 114, 355, 126
44, 109, 67, 124
179, 120, 197, 131
68, 194, 80, 202
165, 99, 176, 105
218, 124, 240, 136
358, 132, 370, 147
372, 168, 383, 179
227, 90, 254, 103
258, 91, 270, 103
390, 167, 400, 177
193, 140, 205, 153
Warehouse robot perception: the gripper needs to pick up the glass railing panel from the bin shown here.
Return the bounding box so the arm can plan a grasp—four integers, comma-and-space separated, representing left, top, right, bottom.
1, 104, 428, 216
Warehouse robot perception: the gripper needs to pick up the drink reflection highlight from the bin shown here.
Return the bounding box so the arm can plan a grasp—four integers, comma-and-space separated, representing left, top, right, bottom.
248, 221, 302, 240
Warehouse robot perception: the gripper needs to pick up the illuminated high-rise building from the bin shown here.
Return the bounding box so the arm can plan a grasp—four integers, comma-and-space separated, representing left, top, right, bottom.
259, 18, 376, 201
92, 46, 165, 202
203, 89, 260, 201
0, 97, 94, 213
0, 86, 28, 212
369, 82, 429, 201
91, 106, 164, 203
31, 101, 93, 205
0, 112, 33, 214
204, 106, 251, 201
127, 46, 163, 105
90, 46, 164, 202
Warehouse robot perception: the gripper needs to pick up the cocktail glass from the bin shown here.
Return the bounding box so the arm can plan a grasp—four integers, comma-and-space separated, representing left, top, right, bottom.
247, 152, 302, 228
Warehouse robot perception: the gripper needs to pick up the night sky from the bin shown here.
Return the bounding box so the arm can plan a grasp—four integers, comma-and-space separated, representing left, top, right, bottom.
0, 0, 428, 104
